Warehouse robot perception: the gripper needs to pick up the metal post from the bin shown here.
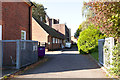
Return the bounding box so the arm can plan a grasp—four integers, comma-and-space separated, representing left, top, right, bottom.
16, 40, 20, 69
38, 42, 40, 46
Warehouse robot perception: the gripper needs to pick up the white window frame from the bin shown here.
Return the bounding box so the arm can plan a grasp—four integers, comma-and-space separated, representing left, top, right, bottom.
21, 30, 26, 49
21, 30, 26, 40
53, 38, 55, 43
0, 25, 2, 40
56, 38, 58, 43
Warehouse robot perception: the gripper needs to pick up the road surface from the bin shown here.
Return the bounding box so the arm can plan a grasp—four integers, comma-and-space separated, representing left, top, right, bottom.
15, 47, 107, 78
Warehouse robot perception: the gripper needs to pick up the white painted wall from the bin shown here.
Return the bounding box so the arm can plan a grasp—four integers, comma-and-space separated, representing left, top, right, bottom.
0, 25, 2, 40
103, 37, 114, 69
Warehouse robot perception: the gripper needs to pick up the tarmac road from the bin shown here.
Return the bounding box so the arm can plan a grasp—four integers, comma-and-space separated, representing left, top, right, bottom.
15, 47, 107, 78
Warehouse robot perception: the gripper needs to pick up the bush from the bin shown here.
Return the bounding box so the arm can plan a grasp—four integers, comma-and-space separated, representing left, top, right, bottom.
77, 25, 105, 54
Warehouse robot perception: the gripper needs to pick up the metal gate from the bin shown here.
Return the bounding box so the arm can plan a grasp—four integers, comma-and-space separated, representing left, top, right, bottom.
98, 39, 105, 65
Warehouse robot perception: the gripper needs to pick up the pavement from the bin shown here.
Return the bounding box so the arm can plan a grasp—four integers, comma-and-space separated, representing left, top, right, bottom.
14, 47, 107, 78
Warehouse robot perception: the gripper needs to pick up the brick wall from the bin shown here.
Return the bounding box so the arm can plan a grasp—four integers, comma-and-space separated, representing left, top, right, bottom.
52, 24, 65, 35
32, 18, 49, 42
2, 2, 32, 40
65, 26, 70, 42
0, 2, 2, 25
47, 35, 62, 50
52, 24, 70, 42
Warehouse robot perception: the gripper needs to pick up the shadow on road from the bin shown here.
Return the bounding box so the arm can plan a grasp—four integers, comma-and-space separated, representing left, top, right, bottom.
20, 46, 100, 75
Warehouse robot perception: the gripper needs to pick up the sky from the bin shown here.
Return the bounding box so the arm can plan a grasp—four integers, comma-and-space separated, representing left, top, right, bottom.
31, 0, 87, 36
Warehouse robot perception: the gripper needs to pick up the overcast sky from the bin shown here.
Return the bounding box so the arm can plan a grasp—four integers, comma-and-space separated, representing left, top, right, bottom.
31, 0, 87, 36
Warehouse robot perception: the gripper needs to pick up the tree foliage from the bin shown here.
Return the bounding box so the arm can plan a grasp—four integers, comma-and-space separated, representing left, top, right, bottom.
74, 25, 82, 38
80, 20, 91, 31
84, 1, 120, 40
82, 2, 95, 19
83, 1, 120, 77
77, 24, 105, 54
32, 2, 46, 22
74, 20, 90, 38
111, 42, 120, 76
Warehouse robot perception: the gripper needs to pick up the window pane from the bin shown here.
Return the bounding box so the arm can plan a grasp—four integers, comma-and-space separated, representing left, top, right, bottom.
21, 32, 24, 36
21, 30, 26, 40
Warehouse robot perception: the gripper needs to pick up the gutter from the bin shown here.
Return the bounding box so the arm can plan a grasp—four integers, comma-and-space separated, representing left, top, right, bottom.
28, 2, 34, 40
29, 6, 31, 40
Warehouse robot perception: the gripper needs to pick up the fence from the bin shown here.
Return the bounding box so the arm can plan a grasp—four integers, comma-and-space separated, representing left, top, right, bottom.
2, 40, 38, 69
98, 37, 114, 69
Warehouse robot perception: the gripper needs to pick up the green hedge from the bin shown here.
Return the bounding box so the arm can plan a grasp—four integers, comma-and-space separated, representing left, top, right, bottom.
77, 25, 105, 54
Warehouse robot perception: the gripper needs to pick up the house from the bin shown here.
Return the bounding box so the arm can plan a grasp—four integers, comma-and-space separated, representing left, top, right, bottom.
0, 1, 35, 67
0, 1, 34, 40
32, 17, 65, 50
46, 16, 71, 43
45, 15, 59, 27
52, 23, 71, 42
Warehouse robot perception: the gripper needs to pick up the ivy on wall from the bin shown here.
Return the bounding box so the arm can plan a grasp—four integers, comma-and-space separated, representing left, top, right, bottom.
110, 42, 120, 77
104, 41, 120, 77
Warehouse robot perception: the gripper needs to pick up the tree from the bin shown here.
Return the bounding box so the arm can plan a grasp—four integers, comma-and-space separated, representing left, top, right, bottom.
83, 1, 120, 76
32, 2, 46, 22
82, 2, 95, 19
74, 25, 82, 38
80, 20, 91, 31
84, 1, 120, 40
74, 19, 91, 38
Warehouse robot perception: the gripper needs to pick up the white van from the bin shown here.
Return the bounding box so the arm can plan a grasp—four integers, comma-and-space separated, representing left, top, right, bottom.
65, 42, 71, 48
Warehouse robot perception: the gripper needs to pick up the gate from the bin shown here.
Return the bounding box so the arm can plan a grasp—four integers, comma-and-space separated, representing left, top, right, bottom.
98, 39, 105, 65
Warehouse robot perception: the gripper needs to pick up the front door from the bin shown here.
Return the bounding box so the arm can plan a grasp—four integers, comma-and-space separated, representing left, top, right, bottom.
0, 25, 2, 40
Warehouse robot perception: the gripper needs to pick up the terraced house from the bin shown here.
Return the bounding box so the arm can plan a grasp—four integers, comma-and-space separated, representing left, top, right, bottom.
32, 17, 65, 51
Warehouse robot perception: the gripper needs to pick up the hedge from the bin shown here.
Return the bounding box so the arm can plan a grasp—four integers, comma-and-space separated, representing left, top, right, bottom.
77, 25, 105, 54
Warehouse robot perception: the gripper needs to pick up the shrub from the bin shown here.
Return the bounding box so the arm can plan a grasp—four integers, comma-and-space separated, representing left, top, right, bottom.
77, 25, 105, 54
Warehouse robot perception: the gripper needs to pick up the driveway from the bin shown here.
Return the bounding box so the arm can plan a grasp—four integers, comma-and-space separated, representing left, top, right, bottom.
15, 47, 107, 78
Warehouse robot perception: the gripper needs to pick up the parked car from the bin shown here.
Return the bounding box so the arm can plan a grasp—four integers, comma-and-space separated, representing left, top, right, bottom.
65, 42, 71, 48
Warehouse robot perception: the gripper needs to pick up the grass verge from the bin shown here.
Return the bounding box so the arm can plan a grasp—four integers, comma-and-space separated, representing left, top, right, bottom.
90, 51, 99, 62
